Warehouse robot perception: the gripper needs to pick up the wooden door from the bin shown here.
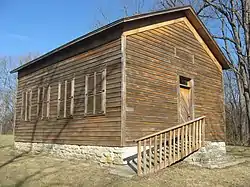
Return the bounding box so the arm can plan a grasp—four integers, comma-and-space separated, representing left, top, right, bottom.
180, 86, 192, 123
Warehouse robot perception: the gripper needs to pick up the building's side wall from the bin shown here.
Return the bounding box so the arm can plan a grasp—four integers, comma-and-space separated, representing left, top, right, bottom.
15, 39, 122, 146
125, 20, 225, 145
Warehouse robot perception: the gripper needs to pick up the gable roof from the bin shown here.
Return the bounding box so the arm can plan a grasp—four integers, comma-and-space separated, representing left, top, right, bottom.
10, 6, 229, 74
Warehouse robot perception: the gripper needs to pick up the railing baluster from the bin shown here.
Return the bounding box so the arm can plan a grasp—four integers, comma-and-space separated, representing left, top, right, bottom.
192, 122, 196, 151
177, 128, 180, 160
137, 140, 142, 176
196, 121, 199, 149
173, 129, 176, 162
199, 120, 202, 147
185, 125, 188, 156
202, 118, 205, 146
159, 134, 163, 169
181, 126, 184, 157
154, 135, 157, 172
149, 137, 152, 173
169, 130, 172, 166
135, 117, 206, 176
164, 133, 167, 167
143, 139, 147, 174
188, 123, 192, 154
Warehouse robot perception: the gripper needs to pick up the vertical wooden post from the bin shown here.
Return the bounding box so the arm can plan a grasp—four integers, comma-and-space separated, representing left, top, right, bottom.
41, 87, 45, 119
159, 134, 163, 168
64, 80, 67, 118
46, 86, 50, 118
143, 139, 147, 174
169, 131, 172, 166
137, 141, 142, 176
25, 91, 28, 121
173, 130, 176, 162
196, 121, 199, 149
164, 133, 167, 167
149, 137, 152, 173
37, 88, 40, 117
93, 72, 96, 114
154, 135, 157, 172
199, 120, 202, 147
188, 123, 192, 153
57, 82, 61, 118
21, 92, 24, 120
202, 118, 205, 146
70, 77, 75, 116
181, 126, 184, 157
177, 128, 180, 160
102, 69, 106, 113
28, 89, 32, 121
185, 125, 188, 156
84, 75, 88, 115
192, 121, 196, 151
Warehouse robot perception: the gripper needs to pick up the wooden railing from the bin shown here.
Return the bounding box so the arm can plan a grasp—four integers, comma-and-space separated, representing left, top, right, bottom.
135, 116, 205, 176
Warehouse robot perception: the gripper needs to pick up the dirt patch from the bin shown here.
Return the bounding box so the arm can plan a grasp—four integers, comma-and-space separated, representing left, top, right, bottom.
1, 135, 250, 187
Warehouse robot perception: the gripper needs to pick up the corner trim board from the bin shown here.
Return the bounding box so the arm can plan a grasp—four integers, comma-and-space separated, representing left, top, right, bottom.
121, 34, 127, 146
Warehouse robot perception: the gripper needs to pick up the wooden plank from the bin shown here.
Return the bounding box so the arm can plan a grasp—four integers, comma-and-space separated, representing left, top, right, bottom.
57, 82, 61, 118
84, 75, 88, 115
188, 123, 192, 154
28, 89, 32, 121
143, 139, 147, 174
46, 86, 51, 118
196, 121, 199, 149
154, 135, 157, 172
70, 77, 75, 116
159, 133, 162, 168
64, 80, 67, 118
37, 88, 40, 116
185, 125, 188, 156
149, 137, 152, 173
137, 140, 142, 176
169, 131, 172, 166
202, 118, 206, 146
199, 119, 202, 147
164, 133, 167, 167
192, 122, 196, 151
181, 126, 184, 157
173, 129, 176, 162
177, 128, 180, 160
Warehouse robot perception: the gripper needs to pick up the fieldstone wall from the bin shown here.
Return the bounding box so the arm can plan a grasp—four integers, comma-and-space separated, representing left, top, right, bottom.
184, 141, 232, 168
14, 142, 138, 165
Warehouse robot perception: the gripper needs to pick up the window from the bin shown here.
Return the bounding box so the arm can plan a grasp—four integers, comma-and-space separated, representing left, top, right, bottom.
179, 76, 191, 88
85, 69, 106, 115
21, 89, 32, 121
37, 85, 51, 119
57, 77, 75, 118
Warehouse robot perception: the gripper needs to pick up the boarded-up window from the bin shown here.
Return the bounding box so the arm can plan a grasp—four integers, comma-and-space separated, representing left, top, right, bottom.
21, 89, 32, 121
85, 69, 106, 115
57, 77, 75, 118
36, 85, 51, 119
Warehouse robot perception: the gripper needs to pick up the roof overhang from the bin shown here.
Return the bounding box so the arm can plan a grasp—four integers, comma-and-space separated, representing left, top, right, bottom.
10, 6, 230, 74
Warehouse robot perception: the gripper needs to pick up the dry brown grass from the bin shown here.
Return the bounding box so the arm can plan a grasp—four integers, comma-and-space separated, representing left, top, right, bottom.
1, 135, 250, 187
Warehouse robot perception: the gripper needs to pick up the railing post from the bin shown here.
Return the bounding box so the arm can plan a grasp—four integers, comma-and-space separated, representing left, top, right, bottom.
154, 135, 157, 172
149, 137, 152, 173
159, 134, 163, 169
173, 130, 176, 162
137, 140, 142, 176
169, 130, 172, 166
202, 118, 206, 146
199, 119, 202, 147
143, 139, 147, 174
181, 126, 184, 157
177, 128, 180, 160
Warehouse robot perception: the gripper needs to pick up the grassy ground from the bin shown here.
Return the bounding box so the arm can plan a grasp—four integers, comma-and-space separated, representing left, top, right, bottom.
1, 135, 250, 187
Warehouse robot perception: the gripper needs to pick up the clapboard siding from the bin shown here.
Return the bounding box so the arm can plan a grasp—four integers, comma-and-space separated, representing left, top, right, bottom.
125, 20, 224, 145
15, 39, 122, 146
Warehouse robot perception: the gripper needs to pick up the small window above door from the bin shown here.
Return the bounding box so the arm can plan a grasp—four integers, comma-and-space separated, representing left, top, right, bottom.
179, 76, 191, 88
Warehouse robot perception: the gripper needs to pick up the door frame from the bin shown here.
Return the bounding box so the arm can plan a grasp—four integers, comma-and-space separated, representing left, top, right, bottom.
177, 75, 194, 123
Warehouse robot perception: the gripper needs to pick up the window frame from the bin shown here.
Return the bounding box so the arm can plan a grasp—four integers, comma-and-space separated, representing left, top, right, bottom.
84, 68, 106, 116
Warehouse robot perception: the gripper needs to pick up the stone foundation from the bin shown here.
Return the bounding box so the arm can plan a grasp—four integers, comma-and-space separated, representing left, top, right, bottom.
184, 141, 233, 168
14, 142, 137, 165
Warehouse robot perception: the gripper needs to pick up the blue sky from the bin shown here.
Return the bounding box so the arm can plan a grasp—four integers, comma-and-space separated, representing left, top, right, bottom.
0, 0, 155, 61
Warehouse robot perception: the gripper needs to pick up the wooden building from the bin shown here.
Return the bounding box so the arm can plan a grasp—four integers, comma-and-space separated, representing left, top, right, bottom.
11, 6, 229, 168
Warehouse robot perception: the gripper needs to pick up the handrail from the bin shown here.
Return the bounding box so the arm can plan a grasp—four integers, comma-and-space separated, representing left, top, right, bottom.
135, 116, 206, 176
134, 116, 206, 142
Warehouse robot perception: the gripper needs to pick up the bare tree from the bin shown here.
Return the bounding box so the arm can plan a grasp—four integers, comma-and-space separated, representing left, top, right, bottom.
0, 54, 39, 134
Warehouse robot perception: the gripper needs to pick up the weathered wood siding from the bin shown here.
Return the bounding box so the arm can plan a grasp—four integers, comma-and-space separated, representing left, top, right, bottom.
15, 39, 122, 146
125, 20, 225, 145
